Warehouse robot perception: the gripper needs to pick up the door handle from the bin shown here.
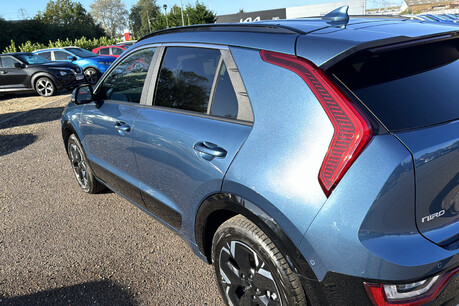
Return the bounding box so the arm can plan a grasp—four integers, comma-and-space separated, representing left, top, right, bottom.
114, 122, 131, 132
194, 141, 227, 158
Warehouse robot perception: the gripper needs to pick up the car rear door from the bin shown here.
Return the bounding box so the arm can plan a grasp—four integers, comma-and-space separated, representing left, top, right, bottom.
78, 47, 157, 207
133, 45, 253, 234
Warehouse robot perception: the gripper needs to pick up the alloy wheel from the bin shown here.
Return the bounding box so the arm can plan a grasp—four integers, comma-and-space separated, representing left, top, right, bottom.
36, 78, 54, 96
84, 68, 99, 85
69, 143, 89, 189
219, 241, 282, 306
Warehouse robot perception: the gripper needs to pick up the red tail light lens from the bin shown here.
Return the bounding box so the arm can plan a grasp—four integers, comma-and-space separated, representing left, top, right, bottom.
260, 50, 372, 196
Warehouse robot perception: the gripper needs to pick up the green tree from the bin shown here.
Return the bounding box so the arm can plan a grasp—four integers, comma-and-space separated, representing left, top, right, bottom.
36, 0, 105, 39
149, 1, 215, 31
129, 0, 160, 37
90, 0, 129, 37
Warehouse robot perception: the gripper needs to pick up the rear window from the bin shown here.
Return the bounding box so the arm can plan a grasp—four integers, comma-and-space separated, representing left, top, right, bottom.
330, 38, 459, 131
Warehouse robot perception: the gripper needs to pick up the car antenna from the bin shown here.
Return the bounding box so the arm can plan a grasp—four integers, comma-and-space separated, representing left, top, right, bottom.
322, 6, 350, 28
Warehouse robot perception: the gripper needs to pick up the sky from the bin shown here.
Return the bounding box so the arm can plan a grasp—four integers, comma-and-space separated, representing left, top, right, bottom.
0, 0, 372, 20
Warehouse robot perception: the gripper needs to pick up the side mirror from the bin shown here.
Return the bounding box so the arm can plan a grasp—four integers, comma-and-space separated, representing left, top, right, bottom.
14, 62, 25, 69
67, 56, 77, 61
72, 85, 94, 105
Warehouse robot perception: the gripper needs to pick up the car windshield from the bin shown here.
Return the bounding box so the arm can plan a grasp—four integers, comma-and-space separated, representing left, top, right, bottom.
65, 47, 97, 58
16, 54, 50, 64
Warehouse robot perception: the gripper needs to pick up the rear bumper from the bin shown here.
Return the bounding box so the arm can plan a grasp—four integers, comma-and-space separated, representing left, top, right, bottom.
299, 267, 458, 306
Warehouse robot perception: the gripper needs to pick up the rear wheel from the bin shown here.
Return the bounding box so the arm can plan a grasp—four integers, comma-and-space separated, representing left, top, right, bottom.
35, 77, 56, 96
212, 215, 306, 306
67, 134, 105, 194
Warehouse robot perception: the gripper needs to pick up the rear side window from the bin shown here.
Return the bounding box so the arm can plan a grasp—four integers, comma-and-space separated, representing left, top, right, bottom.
210, 62, 238, 119
154, 47, 221, 113
331, 38, 459, 131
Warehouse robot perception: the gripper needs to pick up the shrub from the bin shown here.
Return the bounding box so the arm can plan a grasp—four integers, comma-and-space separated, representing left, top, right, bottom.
3, 36, 120, 53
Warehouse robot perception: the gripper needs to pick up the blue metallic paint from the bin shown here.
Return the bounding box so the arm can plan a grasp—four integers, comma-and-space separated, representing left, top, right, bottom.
223, 46, 333, 246
133, 107, 252, 238
395, 120, 459, 247
61, 18, 459, 304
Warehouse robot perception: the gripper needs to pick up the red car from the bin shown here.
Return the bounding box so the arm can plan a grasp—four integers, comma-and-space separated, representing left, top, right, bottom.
92, 45, 127, 58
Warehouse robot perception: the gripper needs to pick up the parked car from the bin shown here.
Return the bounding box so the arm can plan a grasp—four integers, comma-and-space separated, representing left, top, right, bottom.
61, 7, 459, 305
33, 47, 115, 85
0, 52, 84, 96
92, 45, 127, 58
116, 40, 136, 47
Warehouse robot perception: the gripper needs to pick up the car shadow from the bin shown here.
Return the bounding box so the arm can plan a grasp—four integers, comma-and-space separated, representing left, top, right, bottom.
0, 107, 64, 130
0, 133, 37, 157
0, 280, 137, 305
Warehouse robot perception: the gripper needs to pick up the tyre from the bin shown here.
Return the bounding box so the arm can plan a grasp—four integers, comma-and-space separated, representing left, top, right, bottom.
67, 134, 105, 194
35, 77, 56, 97
84, 67, 100, 85
212, 215, 306, 306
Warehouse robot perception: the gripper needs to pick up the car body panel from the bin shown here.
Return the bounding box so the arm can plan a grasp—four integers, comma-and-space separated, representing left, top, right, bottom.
133, 108, 252, 235
79, 101, 143, 205
296, 20, 459, 67
300, 134, 458, 281
222, 46, 332, 246
395, 120, 459, 247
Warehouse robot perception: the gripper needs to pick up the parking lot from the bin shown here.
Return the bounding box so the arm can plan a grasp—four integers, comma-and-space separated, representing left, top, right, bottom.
0, 93, 222, 305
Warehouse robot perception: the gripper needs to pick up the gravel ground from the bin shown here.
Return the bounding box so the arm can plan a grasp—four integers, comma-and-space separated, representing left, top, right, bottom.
0, 94, 223, 305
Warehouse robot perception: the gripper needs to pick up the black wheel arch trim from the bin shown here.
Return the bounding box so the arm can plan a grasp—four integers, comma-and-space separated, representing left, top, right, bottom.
195, 193, 318, 282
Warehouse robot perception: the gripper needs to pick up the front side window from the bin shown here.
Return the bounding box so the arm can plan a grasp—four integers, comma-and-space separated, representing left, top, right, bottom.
39, 52, 52, 60
0, 56, 21, 68
100, 48, 156, 103
54, 51, 71, 61
154, 47, 221, 113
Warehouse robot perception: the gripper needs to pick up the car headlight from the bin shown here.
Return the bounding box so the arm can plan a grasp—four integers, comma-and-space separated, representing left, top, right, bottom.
98, 61, 112, 66
51, 68, 72, 76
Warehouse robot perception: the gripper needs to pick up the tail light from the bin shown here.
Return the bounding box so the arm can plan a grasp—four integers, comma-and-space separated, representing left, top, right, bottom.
364, 267, 459, 305
260, 50, 372, 196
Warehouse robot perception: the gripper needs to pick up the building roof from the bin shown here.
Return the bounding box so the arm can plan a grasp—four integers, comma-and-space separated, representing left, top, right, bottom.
405, 0, 455, 5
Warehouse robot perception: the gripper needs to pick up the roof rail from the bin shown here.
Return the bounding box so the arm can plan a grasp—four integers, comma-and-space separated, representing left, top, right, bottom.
137, 23, 306, 42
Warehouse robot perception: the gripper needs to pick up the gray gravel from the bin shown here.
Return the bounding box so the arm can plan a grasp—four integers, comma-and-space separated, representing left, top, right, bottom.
0, 94, 223, 305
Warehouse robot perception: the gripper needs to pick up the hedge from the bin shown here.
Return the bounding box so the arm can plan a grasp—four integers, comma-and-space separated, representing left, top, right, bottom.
3, 36, 120, 54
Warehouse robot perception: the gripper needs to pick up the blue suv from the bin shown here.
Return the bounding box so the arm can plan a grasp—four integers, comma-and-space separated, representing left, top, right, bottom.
61, 7, 458, 305
33, 47, 115, 84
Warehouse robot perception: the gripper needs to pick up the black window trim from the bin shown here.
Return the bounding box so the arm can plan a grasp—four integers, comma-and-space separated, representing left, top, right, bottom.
144, 43, 254, 123
93, 44, 160, 106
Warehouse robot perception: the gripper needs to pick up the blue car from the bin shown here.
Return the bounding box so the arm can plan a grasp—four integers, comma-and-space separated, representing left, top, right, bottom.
61, 7, 458, 305
33, 47, 115, 85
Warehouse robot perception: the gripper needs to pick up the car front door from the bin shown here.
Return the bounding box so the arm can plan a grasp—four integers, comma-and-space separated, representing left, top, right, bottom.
78, 47, 157, 207
133, 45, 254, 234
0, 56, 29, 90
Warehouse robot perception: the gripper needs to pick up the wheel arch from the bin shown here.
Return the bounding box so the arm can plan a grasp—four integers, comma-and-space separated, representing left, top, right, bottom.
194, 192, 318, 282
31, 72, 57, 90
61, 121, 79, 154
